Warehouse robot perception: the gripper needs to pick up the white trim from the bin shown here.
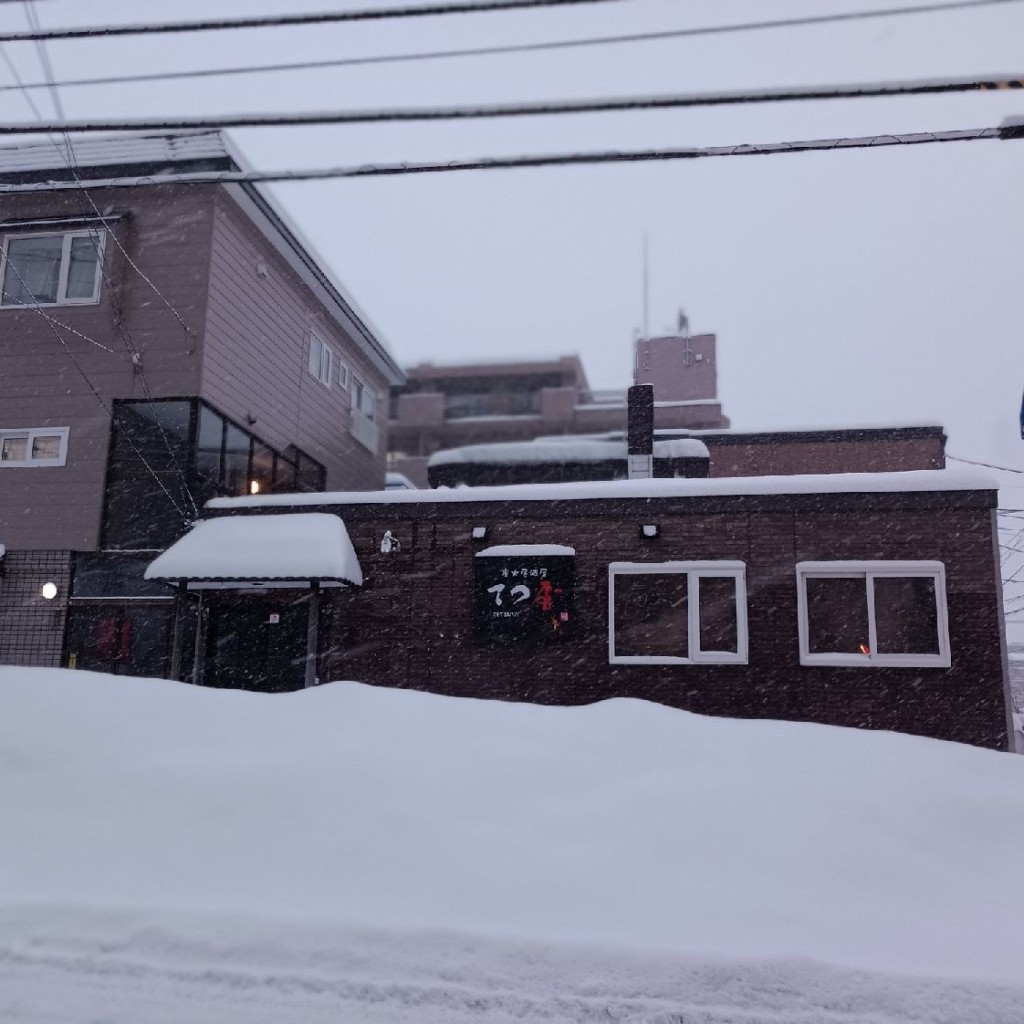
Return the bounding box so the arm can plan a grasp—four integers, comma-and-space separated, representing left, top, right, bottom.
795, 560, 950, 668
608, 561, 748, 666
0, 229, 104, 308
0, 426, 70, 467
476, 544, 575, 557
337, 357, 349, 390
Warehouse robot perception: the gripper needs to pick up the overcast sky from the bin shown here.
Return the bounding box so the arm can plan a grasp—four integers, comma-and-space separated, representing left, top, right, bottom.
2, 0, 1023, 493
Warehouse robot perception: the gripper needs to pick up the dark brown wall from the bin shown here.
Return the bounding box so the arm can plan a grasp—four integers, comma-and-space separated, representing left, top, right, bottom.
705, 433, 945, 478
0, 186, 215, 550
243, 489, 1009, 750
203, 190, 389, 490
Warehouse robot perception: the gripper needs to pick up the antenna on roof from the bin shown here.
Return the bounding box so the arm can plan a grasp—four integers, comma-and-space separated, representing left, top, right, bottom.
679, 307, 696, 367
642, 233, 650, 342
677, 308, 690, 338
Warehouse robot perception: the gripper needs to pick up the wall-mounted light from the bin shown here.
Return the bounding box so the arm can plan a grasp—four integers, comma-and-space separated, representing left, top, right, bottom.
250, 480, 262, 495
640, 524, 660, 539
471, 526, 487, 541
41, 581, 58, 600
380, 530, 401, 554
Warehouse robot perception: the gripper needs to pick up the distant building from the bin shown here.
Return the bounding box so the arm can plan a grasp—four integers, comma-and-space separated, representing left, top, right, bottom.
0, 131, 404, 675
427, 425, 947, 488
389, 341, 731, 487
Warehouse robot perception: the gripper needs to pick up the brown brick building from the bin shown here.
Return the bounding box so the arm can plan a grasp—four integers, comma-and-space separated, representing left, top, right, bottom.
150, 470, 1014, 752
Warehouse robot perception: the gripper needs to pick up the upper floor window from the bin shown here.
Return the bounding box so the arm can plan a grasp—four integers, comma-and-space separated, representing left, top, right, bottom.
353, 377, 376, 421
1, 230, 104, 307
307, 329, 335, 387
608, 561, 748, 665
796, 561, 950, 668
0, 426, 70, 467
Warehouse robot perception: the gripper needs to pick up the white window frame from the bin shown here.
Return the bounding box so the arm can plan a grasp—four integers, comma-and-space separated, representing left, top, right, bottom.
349, 376, 379, 453
352, 376, 375, 420
336, 358, 349, 390
796, 560, 950, 668
0, 426, 70, 467
307, 329, 335, 388
608, 560, 748, 666
0, 229, 105, 308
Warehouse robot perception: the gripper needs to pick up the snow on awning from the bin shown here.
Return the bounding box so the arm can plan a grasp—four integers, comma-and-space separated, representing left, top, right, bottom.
145, 513, 363, 590
475, 545, 575, 557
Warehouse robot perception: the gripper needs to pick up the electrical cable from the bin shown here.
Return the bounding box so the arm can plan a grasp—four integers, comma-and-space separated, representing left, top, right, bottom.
948, 454, 1024, 474
2, 16, 200, 516
0, 0, 1018, 92
0, 0, 626, 44
0, 249, 191, 523
0, 126, 1018, 192
3, 74, 1024, 136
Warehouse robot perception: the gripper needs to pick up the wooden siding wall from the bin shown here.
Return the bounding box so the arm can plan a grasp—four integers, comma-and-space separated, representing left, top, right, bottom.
307, 499, 1009, 750
0, 187, 213, 550
202, 191, 388, 490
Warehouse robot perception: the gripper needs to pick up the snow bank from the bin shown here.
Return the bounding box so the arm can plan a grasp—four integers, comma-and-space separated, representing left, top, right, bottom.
2, 667, 1023, 990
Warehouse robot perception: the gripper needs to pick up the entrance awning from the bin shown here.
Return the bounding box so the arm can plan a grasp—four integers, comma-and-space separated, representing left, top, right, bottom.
145, 513, 363, 590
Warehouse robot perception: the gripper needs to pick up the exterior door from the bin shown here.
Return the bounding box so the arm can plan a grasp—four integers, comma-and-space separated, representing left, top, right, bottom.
204, 593, 308, 692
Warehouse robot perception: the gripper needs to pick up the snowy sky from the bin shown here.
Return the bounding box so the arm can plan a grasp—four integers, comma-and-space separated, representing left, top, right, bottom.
2, 0, 1023, 495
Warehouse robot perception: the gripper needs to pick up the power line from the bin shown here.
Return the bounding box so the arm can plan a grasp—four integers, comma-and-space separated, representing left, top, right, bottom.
0, 243, 192, 523
0, 0, 625, 44
0, 126, 1017, 191
0, 0, 1019, 92
1, 14, 200, 517
3, 74, 1023, 136
948, 454, 1024, 474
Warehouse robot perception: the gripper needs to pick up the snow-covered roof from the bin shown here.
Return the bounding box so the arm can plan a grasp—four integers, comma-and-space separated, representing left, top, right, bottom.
428, 437, 709, 468
207, 468, 996, 510
476, 545, 576, 557
0, 130, 231, 176
145, 513, 362, 587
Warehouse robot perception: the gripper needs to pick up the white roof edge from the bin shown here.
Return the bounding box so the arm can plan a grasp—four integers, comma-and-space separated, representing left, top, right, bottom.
207, 468, 997, 510
476, 544, 576, 557
224, 180, 404, 386
0, 130, 404, 387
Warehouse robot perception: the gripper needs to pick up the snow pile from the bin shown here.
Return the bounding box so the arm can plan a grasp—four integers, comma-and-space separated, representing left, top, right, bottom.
2, 667, 1024, 994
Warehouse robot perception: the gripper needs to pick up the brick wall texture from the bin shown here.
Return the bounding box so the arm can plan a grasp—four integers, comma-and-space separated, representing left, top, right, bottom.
286, 489, 1012, 751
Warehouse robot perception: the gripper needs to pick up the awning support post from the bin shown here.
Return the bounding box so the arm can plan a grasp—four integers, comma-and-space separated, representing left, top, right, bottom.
191, 592, 206, 686
169, 581, 187, 681
305, 581, 321, 688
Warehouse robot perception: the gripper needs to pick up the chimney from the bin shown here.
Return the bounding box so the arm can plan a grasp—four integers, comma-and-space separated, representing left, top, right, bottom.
627, 384, 654, 479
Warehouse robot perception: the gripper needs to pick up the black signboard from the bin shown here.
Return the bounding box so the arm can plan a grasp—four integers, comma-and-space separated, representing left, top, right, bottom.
473, 551, 575, 644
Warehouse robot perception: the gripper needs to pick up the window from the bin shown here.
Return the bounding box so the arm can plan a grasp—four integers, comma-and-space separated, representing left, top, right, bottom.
796, 561, 950, 667
350, 377, 379, 453
608, 561, 747, 665
337, 359, 349, 390
353, 377, 375, 420
1, 230, 104, 307
307, 330, 335, 387
0, 426, 69, 467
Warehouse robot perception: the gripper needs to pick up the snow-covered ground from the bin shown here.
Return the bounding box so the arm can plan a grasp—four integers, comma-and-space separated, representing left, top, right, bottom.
2, 667, 1024, 1023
